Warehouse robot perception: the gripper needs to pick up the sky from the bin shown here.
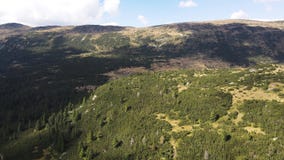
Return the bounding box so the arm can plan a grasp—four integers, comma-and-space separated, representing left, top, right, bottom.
0, 0, 283, 27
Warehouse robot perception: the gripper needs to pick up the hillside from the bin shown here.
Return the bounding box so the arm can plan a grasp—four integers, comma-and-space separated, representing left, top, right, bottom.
1, 64, 284, 159
0, 20, 284, 159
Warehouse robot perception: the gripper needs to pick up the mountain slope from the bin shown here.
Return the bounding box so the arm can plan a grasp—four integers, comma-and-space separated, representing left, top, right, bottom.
0, 23, 30, 30
0, 20, 284, 159
1, 64, 284, 159
0, 19, 283, 135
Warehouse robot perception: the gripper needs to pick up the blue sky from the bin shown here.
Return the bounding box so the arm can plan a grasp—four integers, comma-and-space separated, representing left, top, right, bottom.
0, 0, 283, 26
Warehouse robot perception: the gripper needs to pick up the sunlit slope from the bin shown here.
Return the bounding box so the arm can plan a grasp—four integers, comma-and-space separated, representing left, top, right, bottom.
2, 64, 283, 159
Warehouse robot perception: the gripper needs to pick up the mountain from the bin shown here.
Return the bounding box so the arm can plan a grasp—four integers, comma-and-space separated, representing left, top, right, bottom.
1, 64, 284, 159
0, 20, 284, 159
0, 23, 30, 30
71, 25, 126, 33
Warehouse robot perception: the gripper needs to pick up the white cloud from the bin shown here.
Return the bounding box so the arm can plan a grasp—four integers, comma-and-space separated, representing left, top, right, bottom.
230, 10, 249, 19
103, 0, 120, 15
179, 0, 198, 8
137, 15, 148, 26
0, 0, 120, 26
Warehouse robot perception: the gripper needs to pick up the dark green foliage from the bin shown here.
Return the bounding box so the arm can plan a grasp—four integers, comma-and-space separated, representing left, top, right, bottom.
1, 64, 284, 159
222, 132, 232, 142
86, 130, 95, 144
55, 133, 65, 152
240, 100, 284, 135
177, 89, 232, 122
112, 138, 123, 148
73, 110, 82, 122
34, 120, 40, 131
210, 111, 220, 122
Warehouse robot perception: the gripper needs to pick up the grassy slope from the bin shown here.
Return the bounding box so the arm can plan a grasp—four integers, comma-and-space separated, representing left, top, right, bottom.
64, 64, 284, 160
3, 64, 284, 160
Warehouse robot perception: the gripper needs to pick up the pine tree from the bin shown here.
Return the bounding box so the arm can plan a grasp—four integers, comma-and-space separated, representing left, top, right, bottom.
71, 126, 80, 139
86, 130, 94, 144
17, 122, 21, 133
55, 133, 65, 152
73, 110, 81, 122
86, 148, 94, 160
112, 138, 123, 148
35, 120, 40, 131
28, 120, 31, 129
40, 113, 46, 129
210, 111, 219, 122
78, 141, 86, 158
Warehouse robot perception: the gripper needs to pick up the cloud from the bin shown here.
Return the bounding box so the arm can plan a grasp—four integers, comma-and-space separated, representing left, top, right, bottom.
179, 0, 198, 8
0, 0, 120, 26
137, 15, 148, 26
230, 10, 249, 19
103, 0, 120, 15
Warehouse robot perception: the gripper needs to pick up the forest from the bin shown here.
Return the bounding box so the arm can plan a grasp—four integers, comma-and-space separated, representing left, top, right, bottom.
1, 64, 283, 160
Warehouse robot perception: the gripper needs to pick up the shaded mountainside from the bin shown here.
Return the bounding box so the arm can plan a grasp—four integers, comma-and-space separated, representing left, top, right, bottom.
71, 25, 126, 34
0, 23, 30, 30
0, 20, 284, 159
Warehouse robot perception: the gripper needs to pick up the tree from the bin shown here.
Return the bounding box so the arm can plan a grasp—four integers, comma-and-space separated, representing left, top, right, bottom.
222, 132, 231, 142
86, 130, 94, 143
71, 126, 80, 139
78, 141, 86, 158
86, 148, 94, 160
17, 122, 22, 133
34, 120, 40, 131
210, 111, 220, 122
112, 138, 123, 148
55, 133, 65, 152
73, 110, 81, 122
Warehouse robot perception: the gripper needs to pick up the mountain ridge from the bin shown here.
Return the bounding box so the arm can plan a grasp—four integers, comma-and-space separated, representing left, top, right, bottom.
1, 19, 284, 30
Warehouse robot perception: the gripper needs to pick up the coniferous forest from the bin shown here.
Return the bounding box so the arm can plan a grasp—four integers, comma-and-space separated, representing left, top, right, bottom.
0, 20, 284, 159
